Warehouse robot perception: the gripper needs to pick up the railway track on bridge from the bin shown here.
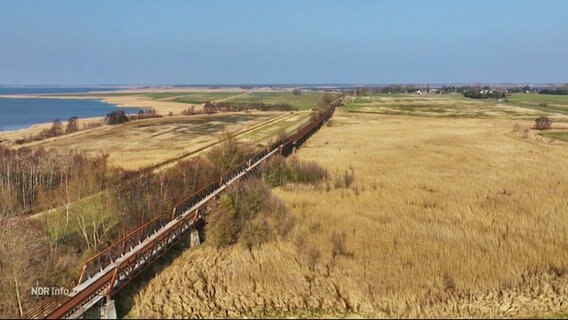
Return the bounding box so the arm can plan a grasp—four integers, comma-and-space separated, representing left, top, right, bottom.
24, 100, 340, 319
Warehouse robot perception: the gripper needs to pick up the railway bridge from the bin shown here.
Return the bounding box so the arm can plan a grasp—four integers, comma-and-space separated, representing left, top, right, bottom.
24, 101, 339, 319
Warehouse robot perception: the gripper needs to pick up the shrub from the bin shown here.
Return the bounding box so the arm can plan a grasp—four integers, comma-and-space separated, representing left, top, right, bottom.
289, 158, 328, 184
261, 156, 327, 187
331, 231, 348, 258
206, 179, 292, 249
37, 118, 64, 139
182, 106, 198, 115
65, 116, 79, 133
104, 110, 129, 125
334, 166, 355, 189
206, 132, 256, 180
319, 92, 339, 108
130, 108, 162, 120
241, 218, 271, 250
261, 156, 290, 187
207, 194, 241, 247
534, 116, 552, 130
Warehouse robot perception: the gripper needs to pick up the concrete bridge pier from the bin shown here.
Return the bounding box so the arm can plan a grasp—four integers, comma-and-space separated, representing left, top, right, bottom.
101, 299, 117, 319
190, 229, 201, 247
175, 228, 201, 249
82, 298, 116, 319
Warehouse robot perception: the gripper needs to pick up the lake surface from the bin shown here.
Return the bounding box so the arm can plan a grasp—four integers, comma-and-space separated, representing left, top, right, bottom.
0, 87, 139, 131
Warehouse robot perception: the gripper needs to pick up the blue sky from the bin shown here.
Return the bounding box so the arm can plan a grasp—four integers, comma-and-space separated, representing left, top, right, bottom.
1, 0, 567, 85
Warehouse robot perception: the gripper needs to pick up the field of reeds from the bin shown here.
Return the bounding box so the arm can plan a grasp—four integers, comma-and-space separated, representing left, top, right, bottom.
127, 104, 568, 318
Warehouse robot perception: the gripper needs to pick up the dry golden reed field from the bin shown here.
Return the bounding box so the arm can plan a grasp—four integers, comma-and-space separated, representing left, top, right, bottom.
127, 100, 568, 318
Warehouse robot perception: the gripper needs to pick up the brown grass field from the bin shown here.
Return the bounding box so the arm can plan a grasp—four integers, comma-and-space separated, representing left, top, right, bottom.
10, 112, 310, 170
126, 95, 568, 318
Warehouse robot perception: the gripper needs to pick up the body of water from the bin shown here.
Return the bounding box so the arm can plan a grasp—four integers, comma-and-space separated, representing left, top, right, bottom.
0, 87, 137, 131
0, 86, 126, 95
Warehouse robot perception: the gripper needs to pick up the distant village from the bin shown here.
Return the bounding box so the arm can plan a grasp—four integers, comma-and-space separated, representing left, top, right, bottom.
295, 83, 568, 99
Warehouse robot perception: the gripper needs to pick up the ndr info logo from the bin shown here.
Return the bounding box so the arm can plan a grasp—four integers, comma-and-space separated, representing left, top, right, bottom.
31, 283, 70, 296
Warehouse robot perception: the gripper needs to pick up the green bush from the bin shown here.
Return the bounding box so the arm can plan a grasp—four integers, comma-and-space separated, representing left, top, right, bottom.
206, 178, 291, 249
241, 218, 271, 250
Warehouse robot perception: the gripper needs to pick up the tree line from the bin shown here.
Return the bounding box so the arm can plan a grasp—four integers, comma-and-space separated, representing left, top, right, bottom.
104, 108, 161, 125
15, 109, 162, 144
16, 116, 84, 144
203, 101, 295, 113
538, 88, 568, 95
181, 101, 295, 115
0, 146, 108, 217
462, 90, 506, 99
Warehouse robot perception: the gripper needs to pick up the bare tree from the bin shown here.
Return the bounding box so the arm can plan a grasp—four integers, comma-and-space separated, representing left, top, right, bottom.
49, 118, 64, 136
76, 190, 113, 252
65, 116, 79, 133
104, 111, 129, 125
45, 211, 64, 251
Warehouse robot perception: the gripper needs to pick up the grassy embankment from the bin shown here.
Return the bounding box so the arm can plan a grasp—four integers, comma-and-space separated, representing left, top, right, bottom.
128, 93, 568, 318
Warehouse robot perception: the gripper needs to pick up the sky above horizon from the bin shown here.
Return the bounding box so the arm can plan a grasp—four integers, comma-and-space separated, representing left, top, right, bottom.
1, 0, 567, 85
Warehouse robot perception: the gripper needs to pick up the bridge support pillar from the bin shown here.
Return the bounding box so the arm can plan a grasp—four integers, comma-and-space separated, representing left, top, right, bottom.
101, 299, 117, 319
190, 229, 201, 247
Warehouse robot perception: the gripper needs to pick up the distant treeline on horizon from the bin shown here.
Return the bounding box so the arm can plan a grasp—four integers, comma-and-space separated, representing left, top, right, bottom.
346, 83, 568, 95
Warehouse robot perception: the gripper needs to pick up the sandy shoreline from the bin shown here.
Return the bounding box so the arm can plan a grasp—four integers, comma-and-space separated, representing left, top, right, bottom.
0, 87, 285, 141
0, 95, 199, 140
0, 116, 105, 144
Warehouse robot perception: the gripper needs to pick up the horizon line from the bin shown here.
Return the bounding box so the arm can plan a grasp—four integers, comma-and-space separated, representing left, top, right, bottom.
1, 82, 567, 88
